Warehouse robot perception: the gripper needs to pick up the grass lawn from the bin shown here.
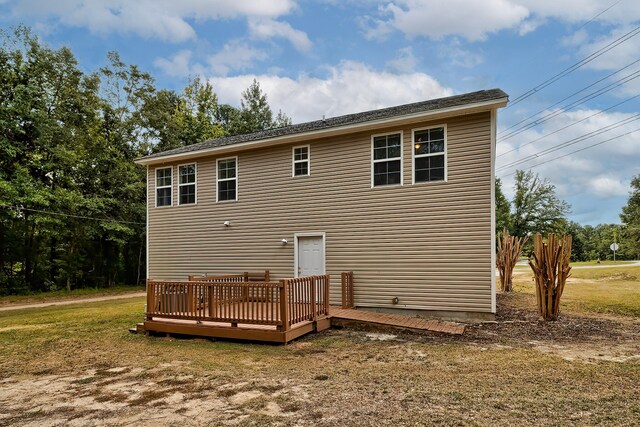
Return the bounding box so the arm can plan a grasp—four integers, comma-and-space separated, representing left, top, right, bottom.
0, 270, 639, 426
0, 285, 144, 307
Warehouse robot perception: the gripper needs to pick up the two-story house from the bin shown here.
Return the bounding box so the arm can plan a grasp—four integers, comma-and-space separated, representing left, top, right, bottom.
136, 89, 508, 323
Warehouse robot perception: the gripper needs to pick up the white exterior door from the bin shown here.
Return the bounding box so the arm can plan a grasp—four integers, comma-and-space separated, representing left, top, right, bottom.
297, 236, 325, 277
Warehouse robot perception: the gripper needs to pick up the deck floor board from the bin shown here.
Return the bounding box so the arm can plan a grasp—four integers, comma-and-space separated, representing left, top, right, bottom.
329, 307, 465, 335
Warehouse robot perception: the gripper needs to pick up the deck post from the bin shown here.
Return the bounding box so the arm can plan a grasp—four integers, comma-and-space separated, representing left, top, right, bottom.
326, 275, 330, 313
187, 283, 194, 314
310, 276, 316, 321
265, 270, 270, 281
146, 279, 154, 320
280, 279, 289, 332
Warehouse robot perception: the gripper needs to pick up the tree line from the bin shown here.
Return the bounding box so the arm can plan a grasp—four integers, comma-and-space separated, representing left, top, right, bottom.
0, 27, 290, 295
496, 170, 640, 261
2, 27, 638, 296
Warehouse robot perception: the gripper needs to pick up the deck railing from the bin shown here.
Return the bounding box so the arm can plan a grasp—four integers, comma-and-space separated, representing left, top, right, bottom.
283, 275, 330, 327
146, 274, 329, 331
341, 271, 354, 309
187, 270, 270, 282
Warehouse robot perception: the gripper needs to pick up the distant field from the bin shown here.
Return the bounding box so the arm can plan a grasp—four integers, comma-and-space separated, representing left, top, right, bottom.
0, 285, 144, 306
514, 259, 637, 268
571, 260, 637, 266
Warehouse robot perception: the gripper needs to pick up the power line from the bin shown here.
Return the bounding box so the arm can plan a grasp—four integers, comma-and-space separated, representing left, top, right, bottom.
497, 93, 640, 158
497, 113, 640, 172
499, 57, 640, 136
507, 24, 640, 109
498, 127, 640, 178
500, 67, 640, 141
0, 204, 146, 225
574, 0, 624, 32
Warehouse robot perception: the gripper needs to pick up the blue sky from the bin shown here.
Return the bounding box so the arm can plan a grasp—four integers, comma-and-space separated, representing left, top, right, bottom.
1, 0, 639, 225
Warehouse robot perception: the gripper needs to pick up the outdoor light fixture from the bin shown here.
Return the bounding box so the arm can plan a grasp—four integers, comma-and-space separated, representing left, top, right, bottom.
281, 239, 288, 245
223, 221, 231, 227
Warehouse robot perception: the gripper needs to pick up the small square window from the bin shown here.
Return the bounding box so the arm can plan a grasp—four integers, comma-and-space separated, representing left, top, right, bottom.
293, 145, 310, 176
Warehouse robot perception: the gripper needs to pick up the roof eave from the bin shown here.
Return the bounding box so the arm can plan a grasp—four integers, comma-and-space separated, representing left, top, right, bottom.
135, 96, 508, 166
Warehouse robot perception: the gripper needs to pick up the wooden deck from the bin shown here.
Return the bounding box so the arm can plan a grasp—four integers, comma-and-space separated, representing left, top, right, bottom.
137, 272, 465, 343
141, 274, 332, 343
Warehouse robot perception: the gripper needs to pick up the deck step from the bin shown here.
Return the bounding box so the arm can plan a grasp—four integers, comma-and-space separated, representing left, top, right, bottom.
129, 323, 146, 334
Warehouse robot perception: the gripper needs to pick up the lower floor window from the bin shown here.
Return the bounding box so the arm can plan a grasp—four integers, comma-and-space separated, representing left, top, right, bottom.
218, 179, 236, 201
373, 160, 401, 186
415, 155, 445, 182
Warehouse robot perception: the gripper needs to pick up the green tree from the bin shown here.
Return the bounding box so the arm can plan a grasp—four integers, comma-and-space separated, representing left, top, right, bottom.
511, 170, 570, 238
495, 177, 512, 234
239, 79, 273, 133
172, 76, 224, 148
222, 79, 292, 135
620, 175, 640, 258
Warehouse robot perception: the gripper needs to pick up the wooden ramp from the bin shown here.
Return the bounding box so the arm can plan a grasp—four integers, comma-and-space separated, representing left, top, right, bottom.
330, 307, 465, 335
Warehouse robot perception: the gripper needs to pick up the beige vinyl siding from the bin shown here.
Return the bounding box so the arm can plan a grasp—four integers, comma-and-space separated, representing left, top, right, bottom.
147, 111, 494, 313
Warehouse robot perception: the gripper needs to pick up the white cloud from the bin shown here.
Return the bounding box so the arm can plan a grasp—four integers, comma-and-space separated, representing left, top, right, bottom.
516, 0, 640, 25
207, 40, 268, 76
155, 41, 269, 77
589, 176, 630, 197
154, 50, 193, 78
577, 25, 640, 72
385, 47, 418, 73
370, 0, 529, 41
208, 60, 452, 122
363, 1, 640, 41
8, 0, 297, 42
248, 18, 312, 53
440, 39, 483, 68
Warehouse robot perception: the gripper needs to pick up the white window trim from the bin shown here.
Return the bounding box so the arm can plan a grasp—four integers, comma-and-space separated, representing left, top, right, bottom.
371, 131, 404, 188
216, 156, 238, 202
177, 162, 197, 205
155, 166, 172, 208
292, 144, 311, 177
293, 232, 326, 278
411, 124, 448, 185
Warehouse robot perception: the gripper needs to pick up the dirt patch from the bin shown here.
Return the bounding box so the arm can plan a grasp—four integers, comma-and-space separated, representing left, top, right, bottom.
0, 368, 302, 426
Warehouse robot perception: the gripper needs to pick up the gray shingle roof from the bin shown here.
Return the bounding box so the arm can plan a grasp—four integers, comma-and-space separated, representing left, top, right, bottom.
140, 88, 507, 161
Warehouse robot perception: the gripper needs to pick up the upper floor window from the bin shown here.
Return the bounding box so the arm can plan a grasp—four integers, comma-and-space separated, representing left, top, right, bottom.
155, 167, 172, 207
217, 157, 237, 202
413, 126, 446, 183
292, 145, 310, 177
178, 163, 196, 205
372, 133, 402, 187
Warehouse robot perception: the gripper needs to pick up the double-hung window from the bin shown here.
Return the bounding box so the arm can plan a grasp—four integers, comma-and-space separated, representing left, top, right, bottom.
413, 126, 446, 183
155, 167, 172, 207
372, 133, 402, 187
292, 145, 310, 176
178, 163, 196, 205
217, 157, 237, 202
